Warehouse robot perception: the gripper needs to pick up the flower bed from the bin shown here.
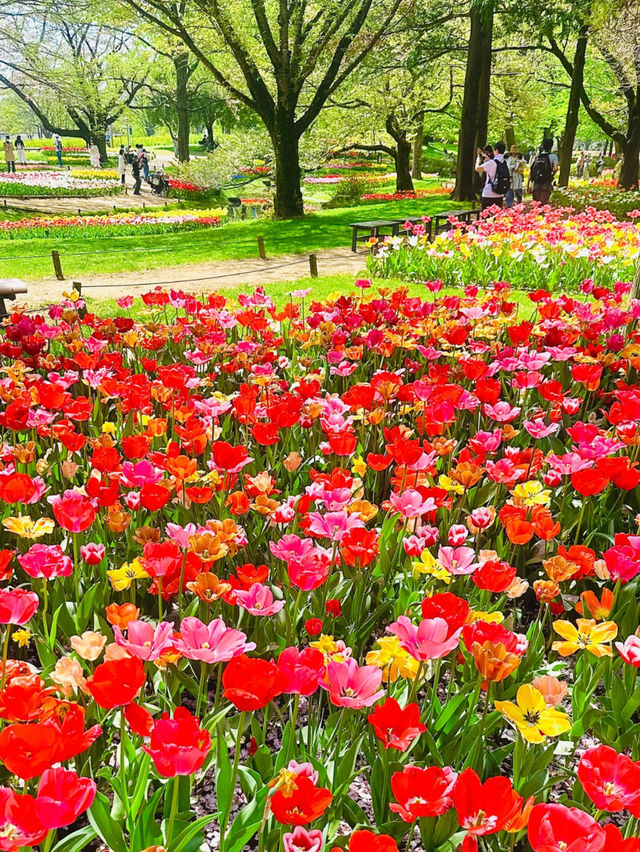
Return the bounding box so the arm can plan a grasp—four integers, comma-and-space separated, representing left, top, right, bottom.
0, 207, 227, 239
361, 187, 452, 201
2, 280, 640, 851
369, 204, 640, 290
0, 170, 122, 197
552, 184, 640, 219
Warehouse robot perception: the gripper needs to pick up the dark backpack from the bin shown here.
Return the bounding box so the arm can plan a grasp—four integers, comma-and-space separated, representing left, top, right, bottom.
530, 152, 553, 184
491, 158, 511, 195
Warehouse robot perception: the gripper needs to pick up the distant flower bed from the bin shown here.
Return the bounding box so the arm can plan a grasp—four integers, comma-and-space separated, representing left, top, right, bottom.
237, 166, 271, 176
41, 146, 88, 154
304, 175, 343, 184
240, 198, 272, 205
0, 208, 227, 239
361, 188, 452, 201
0, 171, 122, 198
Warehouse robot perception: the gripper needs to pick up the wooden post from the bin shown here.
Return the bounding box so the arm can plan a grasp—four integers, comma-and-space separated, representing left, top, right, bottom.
72, 281, 83, 296
257, 236, 266, 260
77, 209, 82, 215
309, 254, 318, 278
51, 250, 64, 281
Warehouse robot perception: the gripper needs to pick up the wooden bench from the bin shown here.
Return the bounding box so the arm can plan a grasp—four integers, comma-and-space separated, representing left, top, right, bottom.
350, 219, 404, 252
350, 208, 480, 251
0, 279, 27, 317
429, 208, 480, 240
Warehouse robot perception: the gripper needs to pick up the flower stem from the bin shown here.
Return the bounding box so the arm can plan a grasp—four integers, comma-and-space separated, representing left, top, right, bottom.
220, 711, 246, 852
166, 776, 181, 846
0, 626, 10, 690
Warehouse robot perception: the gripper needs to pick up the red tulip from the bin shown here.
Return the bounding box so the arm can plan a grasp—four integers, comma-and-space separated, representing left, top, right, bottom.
222, 654, 285, 710
34, 768, 96, 829
578, 745, 640, 816
528, 803, 605, 852
86, 657, 145, 709
0, 788, 47, 848
49, 490, 96, 533
452, 768, 523, 846
270, 776, 332, 825
368, 698, 426, 751
390, 765, 456, 821
143, 707, 211, 776
348, 830, 398, 852
0, 722, 59, 779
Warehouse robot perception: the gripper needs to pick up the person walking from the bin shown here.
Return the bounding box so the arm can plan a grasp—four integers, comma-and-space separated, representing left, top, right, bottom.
131, 150, 142, 195
583, 154, 591, 181
117, 144, 127, 189
53, 133, 63, 166
506, 145, 525, 207
475, 140, 510, 211
4, 137, 15, 173
527, 138, 558, 205
14, 136, 26, 165
89, 142, 101, 169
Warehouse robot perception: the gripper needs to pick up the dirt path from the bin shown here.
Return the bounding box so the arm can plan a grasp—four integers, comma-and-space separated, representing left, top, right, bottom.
16, 247, 368, 308
2, 185, 169, 215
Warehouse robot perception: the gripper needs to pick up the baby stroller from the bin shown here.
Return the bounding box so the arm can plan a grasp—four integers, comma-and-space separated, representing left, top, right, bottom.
149, 169, 169, 197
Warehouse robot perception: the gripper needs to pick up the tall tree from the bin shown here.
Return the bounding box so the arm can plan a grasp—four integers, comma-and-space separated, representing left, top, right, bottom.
547, 1, 640, 189
453, 0, 495, 201
0, 3, 147, 159
118, 0, 405, 217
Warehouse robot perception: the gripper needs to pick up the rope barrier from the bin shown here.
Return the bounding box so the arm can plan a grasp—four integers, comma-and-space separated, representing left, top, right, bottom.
79, 257, 314, 290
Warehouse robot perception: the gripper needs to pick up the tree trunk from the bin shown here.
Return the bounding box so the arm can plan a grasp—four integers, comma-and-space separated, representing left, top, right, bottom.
94, 130, 108, 164
618, 124, 640, 190
505, 126, 515, 150
175, 53, 191, 163
558, 27, 588, 187
395, 134, 414, 191
453, 0, 494, 201
474, 4, 493, 151
271, 112, 304, 218
412, 121, 424, 180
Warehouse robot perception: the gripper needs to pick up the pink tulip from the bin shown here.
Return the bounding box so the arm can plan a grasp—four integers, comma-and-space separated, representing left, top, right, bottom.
389, 489, 437, 519
277, 647, 325, 695
616, 635, 640, 667
18, 544, 73, 579
234, 583, 285, 617
283, 827, 324, 852
113, 620, 175, 661
174, 616, 255, 664
387, 615, 462, 661
0, 588, 39, 624
322, 658, 385, 709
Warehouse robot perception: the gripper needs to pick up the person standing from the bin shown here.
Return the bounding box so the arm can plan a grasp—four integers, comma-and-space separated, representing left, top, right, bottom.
89, 142, 101, 169
4, 137, 15, 173
131, 150, 142, 195
576, 151, 585, 178
14, 136, 26, 165
117, 144, 127, 188
527, 138, 558, 205
475, 140, 509, 211
506, 145, 524, 207
583, 154, 591, 181
53, 133, 63, 166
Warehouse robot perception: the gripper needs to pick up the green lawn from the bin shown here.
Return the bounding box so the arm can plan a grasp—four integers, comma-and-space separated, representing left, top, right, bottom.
0, 197, 464, 281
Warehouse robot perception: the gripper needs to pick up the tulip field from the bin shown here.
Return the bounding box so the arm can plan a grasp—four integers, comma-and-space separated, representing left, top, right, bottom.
369, 204, 640, 291
3, 270, 640, 852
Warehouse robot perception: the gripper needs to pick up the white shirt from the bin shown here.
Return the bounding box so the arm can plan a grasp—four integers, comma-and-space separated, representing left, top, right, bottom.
479, 153, 505, 197
507, 156, 524, 190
